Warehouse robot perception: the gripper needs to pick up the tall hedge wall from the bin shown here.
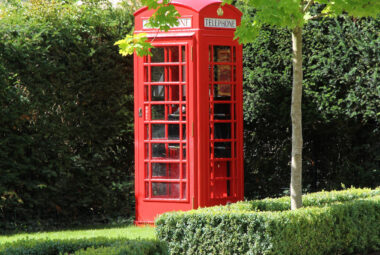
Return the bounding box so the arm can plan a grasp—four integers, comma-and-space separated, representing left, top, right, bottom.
243, 14, 380, 199
0, 0, 135, 231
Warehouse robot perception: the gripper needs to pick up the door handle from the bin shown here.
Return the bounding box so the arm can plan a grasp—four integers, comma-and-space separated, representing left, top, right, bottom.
138, 107, 142, 117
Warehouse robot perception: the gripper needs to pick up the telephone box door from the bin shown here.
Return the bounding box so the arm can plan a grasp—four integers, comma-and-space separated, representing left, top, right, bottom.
135, 38, 194, 222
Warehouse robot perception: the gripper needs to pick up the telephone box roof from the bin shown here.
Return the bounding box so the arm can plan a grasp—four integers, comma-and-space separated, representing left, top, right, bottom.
134, 0, 223, 15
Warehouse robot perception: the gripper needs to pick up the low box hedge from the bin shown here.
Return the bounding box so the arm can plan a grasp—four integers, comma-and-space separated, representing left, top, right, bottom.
72, 240, 168, 255
0, 237, 167, 255
156, 187, 380, 255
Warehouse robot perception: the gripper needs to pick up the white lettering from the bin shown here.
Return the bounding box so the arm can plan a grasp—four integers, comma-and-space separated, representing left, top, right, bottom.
204, 18, 236, 29
143, 18, 192, 29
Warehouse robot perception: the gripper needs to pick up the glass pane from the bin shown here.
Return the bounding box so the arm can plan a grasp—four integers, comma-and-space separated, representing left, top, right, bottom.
182, 145, 186, 159
145, 125, 149, 139
144, 86, 149, 101
182, 124, 186, 140
151, 47, 165, 62
182, 163, 186, 179
233, 47, 236, 63
169, 85, 179, 101
145, 182, 149, 198
152, 163, 180, 178
233, 65, 236, 82
151, 105, 165, 120
152, 163, 166, 177
168, 46, 179, 62
168, 124, 179, 140
182, 183, 187, 199
227, 161, 231, 177
151, 85, 165, 101
214, 142, 231, 158
167, 104, 180, 120
182, 46, 186, 62
152, 183, 180, 198
168, 183, 180, 198
214, 46, 231, 62
182, 85, 186, 101
209, 45, 212, 62
214, 123, 231, 139
214, 103, 231, 119
152, 66, 165, 82
214, 84, 231, 99
168, 143, 180, 159
170, 66, 179, 81
169, 163, 180, 178
152, 143, 166, 158
145, 143, 149, 159
145, 163, 149, 178
182, 65, 186, 82
152, 182, 167, 196
214, 65, 231, 82
152, 124, 165, 139
144, 66, 148, 82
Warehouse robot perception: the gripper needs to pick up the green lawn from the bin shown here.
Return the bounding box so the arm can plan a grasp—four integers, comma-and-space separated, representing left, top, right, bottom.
0, 225, 156, 245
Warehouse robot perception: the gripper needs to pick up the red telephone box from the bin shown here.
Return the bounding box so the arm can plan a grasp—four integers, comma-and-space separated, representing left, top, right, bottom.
134, 0, 243, 224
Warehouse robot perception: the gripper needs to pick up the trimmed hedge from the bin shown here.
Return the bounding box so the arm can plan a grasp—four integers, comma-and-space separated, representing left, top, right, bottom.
156, 188, 380, 255
0, 237, 167, 255
72, 240, 168, 255
0, 0, 135, 231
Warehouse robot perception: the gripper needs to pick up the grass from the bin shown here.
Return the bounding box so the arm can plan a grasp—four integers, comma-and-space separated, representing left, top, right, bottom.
0, 225, 156, 245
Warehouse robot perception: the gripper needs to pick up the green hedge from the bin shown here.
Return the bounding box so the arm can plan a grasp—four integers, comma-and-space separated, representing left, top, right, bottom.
0, 0, 135, 231
0, 237, 167, 255
156, 188, 380, 255
72, 240, 168, 255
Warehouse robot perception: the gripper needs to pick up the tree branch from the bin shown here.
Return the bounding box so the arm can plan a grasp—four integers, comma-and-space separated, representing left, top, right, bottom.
303, 0, 314, 13
309, 12, 331, 20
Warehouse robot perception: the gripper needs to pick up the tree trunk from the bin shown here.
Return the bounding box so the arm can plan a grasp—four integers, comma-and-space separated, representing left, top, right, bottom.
290, 26, 303, 210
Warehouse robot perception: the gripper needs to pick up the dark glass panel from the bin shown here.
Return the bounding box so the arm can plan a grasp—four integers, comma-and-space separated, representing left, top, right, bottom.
152, 143, 166, 158
168, 124, 179, 140
151, 66, 165, 82
214, 103, 231, 119
151, 85, 165, 101
151, 47, 165, 62
152, 124, 165, 139
167, 46, 179, 62
213, 46, 231, 62
214, 123, 231, 139
214, 84, 231, 100
214, 65, 231, 82
151, 105, 165, 120
214, 142, 231, 158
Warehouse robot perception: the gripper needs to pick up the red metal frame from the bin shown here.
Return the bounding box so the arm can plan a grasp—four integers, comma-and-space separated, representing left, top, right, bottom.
134, 0, 243, 224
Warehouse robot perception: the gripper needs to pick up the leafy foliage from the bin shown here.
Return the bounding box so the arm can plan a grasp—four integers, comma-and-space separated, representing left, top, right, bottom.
115, 33, 154, 57
243, 14, 380, 199
156, 187, 380, 255
227, 0, 380, 43
0, 0, 135, 232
